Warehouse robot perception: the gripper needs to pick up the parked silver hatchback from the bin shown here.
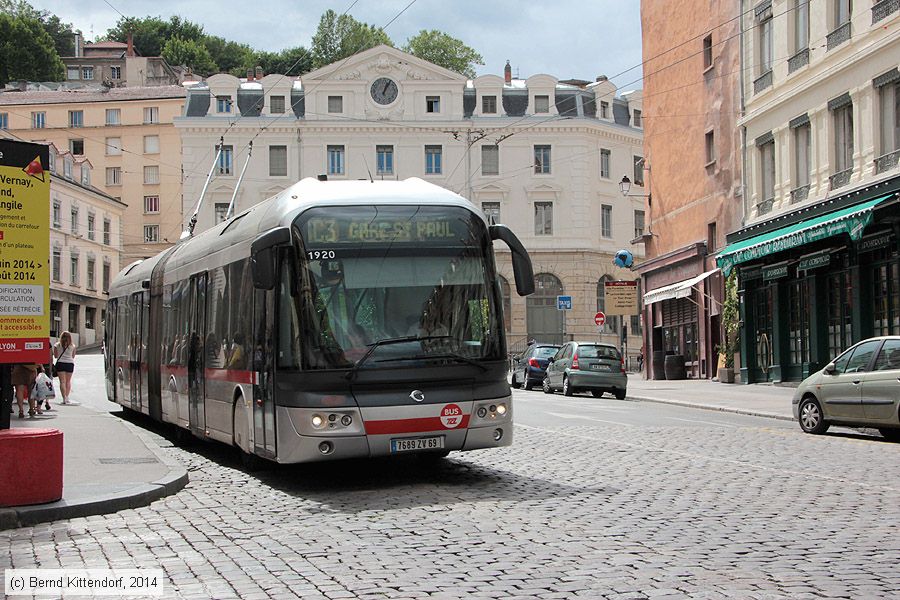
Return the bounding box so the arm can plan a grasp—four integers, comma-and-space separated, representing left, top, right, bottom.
792, 336, 900, 441
542, 341, 627, 399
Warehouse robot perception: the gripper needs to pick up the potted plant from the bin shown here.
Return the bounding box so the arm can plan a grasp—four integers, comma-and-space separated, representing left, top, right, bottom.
717, 272, 740, 383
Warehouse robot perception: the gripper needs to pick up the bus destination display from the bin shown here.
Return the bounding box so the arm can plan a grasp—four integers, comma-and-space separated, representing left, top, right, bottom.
305, 217, 462, 245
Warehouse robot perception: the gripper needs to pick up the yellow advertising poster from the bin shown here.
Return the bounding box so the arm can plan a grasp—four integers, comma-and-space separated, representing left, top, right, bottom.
603, 280, 639, 316
0, 139, 50, 364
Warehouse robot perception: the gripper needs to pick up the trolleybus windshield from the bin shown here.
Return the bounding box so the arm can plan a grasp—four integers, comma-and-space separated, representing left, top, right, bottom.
282, 205, 504, 371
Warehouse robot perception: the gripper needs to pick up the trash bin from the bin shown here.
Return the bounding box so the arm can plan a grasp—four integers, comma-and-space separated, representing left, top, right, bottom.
664, 354, 686, 380
652, 351, 667, 380
0, 428, 63, 506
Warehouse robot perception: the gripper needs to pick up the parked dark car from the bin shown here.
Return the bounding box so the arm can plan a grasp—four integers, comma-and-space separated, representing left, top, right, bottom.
511, 344, 561, 390
543, 341, 627, 399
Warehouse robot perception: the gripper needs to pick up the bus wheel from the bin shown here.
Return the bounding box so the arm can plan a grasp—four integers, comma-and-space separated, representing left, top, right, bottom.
172, 425, 193, 445
239, 448, 266, 471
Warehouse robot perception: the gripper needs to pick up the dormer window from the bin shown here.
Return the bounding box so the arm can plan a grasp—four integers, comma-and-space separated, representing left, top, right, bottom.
216, 96, 233, 113
534, 95, 550, 114
633, 109, 642, 127
482, 96, 497, 114
270, 96, 285, 114
81, 165, 90, 186
64, 156, 73, 179
426, 96, 441, 113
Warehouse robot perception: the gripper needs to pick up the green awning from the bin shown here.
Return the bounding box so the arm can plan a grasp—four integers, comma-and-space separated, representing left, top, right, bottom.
716, 194, 894, 276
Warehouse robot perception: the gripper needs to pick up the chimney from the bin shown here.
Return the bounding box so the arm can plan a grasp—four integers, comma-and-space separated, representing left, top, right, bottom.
504, 60, 511, 84
255, 66, 263, 79
247, 68, 254, 81
74, 31, 83, 57
596, 75, 608, 82
127, 32, 134, 57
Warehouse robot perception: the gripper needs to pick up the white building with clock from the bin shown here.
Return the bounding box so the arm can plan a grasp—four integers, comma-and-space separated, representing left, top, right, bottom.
175, 45, 646, 357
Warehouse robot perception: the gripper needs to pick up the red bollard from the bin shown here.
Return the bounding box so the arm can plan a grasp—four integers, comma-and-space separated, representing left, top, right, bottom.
0, 428, 63, 506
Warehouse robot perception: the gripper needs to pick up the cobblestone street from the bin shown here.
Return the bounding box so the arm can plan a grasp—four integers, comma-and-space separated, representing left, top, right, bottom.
4, 406, 900, 599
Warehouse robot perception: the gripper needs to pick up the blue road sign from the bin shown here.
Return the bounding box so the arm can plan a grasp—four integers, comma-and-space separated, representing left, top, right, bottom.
557, 295, 572, 310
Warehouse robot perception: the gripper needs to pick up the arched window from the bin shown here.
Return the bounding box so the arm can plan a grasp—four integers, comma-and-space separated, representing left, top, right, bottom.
597, 276, 620, 334
498, 275, 511, 334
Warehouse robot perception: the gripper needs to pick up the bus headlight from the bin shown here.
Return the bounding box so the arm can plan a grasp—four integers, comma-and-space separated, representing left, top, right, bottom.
311, 414, 325, 428
496, 404, 507, 416
340, 415, 352, 427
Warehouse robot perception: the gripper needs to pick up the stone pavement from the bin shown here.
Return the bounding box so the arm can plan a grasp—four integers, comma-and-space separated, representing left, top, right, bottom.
0, 402, 187, 530
626, 375, 796, 421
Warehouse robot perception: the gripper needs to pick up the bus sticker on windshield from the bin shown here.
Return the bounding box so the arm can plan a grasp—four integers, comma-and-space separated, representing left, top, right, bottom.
307, 250, 336, 260
440, 404, 464, 429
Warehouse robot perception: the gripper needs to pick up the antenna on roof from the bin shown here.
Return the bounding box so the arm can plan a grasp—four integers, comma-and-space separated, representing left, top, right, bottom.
225, 141, 252, 220
181, 135, 224, 240
361, 154, 374, 183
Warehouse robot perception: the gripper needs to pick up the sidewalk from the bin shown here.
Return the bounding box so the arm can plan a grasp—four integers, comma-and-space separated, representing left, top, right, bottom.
626, 375, 797, 421
0, 403, 187, 530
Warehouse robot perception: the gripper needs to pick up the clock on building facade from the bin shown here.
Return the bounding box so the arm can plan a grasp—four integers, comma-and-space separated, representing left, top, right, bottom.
370, 77, 399, 105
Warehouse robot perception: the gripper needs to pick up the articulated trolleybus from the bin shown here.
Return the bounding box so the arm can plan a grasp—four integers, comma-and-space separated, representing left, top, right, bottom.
105, 178, 534, 464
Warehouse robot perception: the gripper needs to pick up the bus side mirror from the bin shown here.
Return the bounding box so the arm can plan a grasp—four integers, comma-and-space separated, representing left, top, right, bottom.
490, 224, 535, 296
251, 227, 291, 290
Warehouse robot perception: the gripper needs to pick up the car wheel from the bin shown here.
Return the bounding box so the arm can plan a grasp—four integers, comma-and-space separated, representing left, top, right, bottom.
542, 378, 553, 394
879, 428, 900, 442
798, 396, 829, 434
614, 389, 626, 400
591, 390, 604, 398
511, 371, 521, 389
563, 376, 573, 396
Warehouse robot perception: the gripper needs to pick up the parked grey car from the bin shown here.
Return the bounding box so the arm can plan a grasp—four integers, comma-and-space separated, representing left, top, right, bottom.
792, 336, 900, 441
543, 341, 627, 399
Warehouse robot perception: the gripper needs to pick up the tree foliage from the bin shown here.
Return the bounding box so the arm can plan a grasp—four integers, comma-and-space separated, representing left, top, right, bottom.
107, 16, 205, 58
0, 0, 74, 57
311, 9, 392, 69
161, 36, 217, 76
203, 36, 255, 76
0, 12, 65, 85
720, 272, 741, 369
254, 47, 313, 78
403, 30, 483, 78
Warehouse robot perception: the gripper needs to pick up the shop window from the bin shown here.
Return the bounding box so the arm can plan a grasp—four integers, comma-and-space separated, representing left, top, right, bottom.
827, 270, 853, 359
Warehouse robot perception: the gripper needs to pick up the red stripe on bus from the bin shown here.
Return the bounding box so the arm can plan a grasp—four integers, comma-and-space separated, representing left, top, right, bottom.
364, 414, 470, 435
204, 369, 257, 385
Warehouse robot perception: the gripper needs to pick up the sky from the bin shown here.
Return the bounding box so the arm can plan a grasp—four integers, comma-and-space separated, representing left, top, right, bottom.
30, 0, 644, 91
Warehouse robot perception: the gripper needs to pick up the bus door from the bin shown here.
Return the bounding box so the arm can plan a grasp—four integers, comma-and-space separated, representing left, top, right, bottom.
252, 287, 276, 458
188, 272, 207, 436
128, 292, 143, 411
105, 299, 117, 403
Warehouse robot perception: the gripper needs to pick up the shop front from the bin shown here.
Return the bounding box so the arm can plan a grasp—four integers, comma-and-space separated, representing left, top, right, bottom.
717, 179, 900, 384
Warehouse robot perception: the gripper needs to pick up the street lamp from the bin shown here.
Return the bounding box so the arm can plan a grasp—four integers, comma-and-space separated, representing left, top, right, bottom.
619, 175, 632, 197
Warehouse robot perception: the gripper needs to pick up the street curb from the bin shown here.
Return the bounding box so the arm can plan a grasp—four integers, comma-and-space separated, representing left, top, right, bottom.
0, 418, 188, 531
626, 393, 795, 422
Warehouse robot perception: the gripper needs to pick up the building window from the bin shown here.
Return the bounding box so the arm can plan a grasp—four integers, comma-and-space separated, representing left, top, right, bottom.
426, 96, 441, 113
482, 95, 497, 114
0, 113, 7, 129
759, 140, 776, 210
635, 210, 645, 239
534, 145, 551, 174
376, 145, 394, 175
703, 35, 713, 69
794, 0, 809, 52
144, 195, 160, 214
143, 106, 159, 124
106, 167, 122, 186
103, 219, 111, 245
87, 214, 95, 240
67, 66, 79, 80
216, 96, 233, 113
52, 201, 61, 228
86, 259, 96, 291
834, 0, 851, 26
534, 95, 550, 114
633, 156, 644, 185
759, 13, 773, 74
71, 208, 78, 235
69, 110, 83, 128
52, 249, 61, 281
707, 222, 717, 252
110, 66, 121, 80
601, 204, 612, 238
482, 145, 499, 175
81, 165, 90, 186
103, 262, 110, 293
82, 66, 93, 80
600, 101, 609, 119
106, 137, 121, 156
270, 95, 285, 114
143, 165, 160, 184
70, 139, 84, 155
64, 156, 72, 179
269, 145, 287, 177
327, 145, 345, 175
534, 201, 553, 235
794, 121, 811, 191
86, 307, 96, 329
833, 101, 854, 174
143, 135, 159, 154
705, 130, 716, 164
31, 112, 45, 129
600, 148, 611, 178
218, 145, 233, 175
878, 80, 899, 158
425, 145, 442, 174
215, 203, 229, 224
633, 109, 642, 127
482, 202, 500, 223
70, 254, 79, 286
106, 108, 121, 126
144, 225, 159, 243
328, 96, 343, 113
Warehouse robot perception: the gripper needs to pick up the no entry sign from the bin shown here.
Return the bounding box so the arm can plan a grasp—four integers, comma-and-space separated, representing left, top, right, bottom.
594, 312, 606, 327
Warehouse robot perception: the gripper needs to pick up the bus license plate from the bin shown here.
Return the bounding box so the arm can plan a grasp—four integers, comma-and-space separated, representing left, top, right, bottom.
391, 436, 445, 453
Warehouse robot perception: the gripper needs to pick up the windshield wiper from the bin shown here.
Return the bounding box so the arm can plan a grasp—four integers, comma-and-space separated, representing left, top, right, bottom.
345, 335, 453, 381
375, 352, 488, 372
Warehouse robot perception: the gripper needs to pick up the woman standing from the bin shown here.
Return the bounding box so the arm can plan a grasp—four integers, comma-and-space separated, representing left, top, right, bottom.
54, 331, 77, 404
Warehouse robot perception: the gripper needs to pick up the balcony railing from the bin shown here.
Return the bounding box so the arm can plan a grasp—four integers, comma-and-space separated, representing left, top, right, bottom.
790, 185, 810, 204
826, 22, 851, 51
829, 168, 852, 190
872, 0, 899, 24
788, 48, 809, 74
757, 198, 774, 216
754, 70, 773, 94
875, 150, 900, 174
